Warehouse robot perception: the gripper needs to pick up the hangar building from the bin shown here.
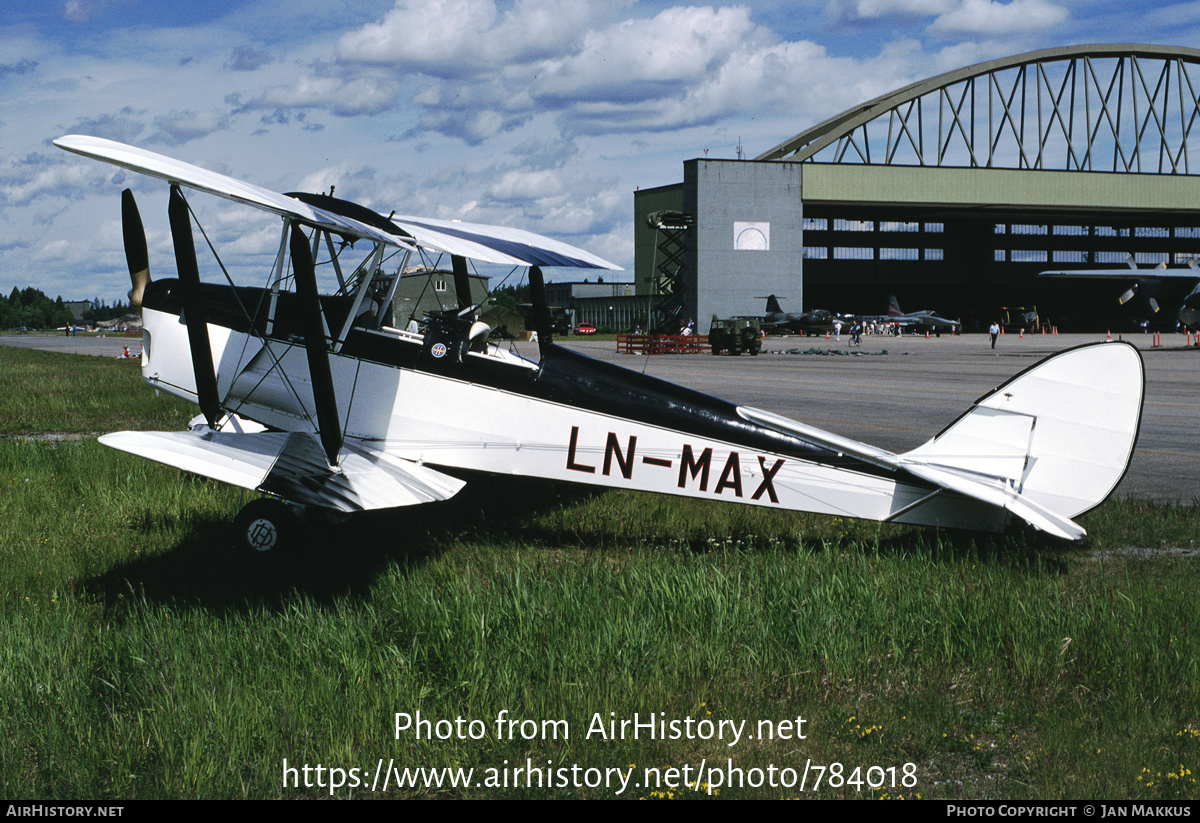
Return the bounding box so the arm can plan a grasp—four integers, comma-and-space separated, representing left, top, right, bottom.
634, 44, 1200, 332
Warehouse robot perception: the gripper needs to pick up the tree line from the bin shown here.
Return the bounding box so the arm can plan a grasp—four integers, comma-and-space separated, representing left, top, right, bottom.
1, 288, 130, 330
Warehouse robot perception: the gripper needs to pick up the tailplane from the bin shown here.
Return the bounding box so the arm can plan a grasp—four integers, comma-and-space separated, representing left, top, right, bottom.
901, 341, 1144, 531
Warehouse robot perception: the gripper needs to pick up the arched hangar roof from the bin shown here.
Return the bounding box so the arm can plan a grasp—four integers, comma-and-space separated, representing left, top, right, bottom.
757, 44, 1200, 176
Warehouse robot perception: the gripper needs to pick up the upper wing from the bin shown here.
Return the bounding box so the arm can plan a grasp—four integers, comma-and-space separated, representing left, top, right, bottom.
55, 134, 621, 270
1040, 269, 1200, 279
54, 134, 409, 249
388, 214, 620, 270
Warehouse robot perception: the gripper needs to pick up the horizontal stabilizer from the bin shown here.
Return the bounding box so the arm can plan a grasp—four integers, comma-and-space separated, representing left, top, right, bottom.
902, 341, 1144, 526
740, 403, 1082, 538
741, 342, 1143, 538
100, 430, 465, 512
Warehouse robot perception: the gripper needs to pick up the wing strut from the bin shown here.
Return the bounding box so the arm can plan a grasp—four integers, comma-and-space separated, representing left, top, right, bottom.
289, 225, 343, 467
168, 185, 221, 429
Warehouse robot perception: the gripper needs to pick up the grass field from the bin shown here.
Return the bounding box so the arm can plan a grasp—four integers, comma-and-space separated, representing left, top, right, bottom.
2, 345, 1199, 799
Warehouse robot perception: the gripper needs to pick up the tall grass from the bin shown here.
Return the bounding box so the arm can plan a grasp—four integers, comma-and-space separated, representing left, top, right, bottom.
2, 347, 1199, 799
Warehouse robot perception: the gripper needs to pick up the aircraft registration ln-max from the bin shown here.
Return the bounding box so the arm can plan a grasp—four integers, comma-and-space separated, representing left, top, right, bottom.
55, 135, 1145, 551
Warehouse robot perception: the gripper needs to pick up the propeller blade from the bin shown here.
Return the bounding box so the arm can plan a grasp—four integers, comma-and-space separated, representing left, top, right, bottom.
290, 225, 343, 467
1118, 287, 1136, 305
168, 185, 221, 429
1125, 253, 1137, 269
1149, 297, 1160, 313
121, 189, 152, 307
528, 265, 554, 357
451, 254, 473, 314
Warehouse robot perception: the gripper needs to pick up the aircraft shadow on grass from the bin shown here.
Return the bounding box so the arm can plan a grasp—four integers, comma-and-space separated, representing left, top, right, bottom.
85, 477, 596, 610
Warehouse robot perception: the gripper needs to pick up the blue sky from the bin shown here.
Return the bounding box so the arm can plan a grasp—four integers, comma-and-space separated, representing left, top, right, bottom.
3, 0, 1199, 302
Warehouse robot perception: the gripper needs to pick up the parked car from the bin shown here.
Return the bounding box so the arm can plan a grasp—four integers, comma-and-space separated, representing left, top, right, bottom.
574, 322, 596, 335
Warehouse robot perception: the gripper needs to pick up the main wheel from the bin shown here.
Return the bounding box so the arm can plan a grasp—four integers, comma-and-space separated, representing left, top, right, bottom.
233, 497, 297, 554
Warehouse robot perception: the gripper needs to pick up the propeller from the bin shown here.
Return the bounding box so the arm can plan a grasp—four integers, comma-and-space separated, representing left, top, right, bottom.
528, 265, 554, 357
121, 189, 152, 307
168, 185, 221, 429
289, 224, 343, 467
1117, 253, 1140, 305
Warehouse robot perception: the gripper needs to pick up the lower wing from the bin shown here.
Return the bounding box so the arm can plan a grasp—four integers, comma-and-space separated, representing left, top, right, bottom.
99, 429, 465, 512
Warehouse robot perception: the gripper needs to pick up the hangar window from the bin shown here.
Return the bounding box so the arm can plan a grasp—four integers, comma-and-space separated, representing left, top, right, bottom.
880, 222, 920, 232
1175, 253, 1200, 263
835, 219, 874, 232
1012, 225, 1048, 235
1095, 227, 1129, 238
881, 248, 919, 260
994, 224, 1006, 234
1095, 251, 1126, 263
435, 279, 447, 292
1053, 250, 1087, 263
995, 250, 1006, 261
924, 248, 944, 260
834, 247, 874, 259
803, 218, 827, 231
1175, 227, 1200, 238
1011, 250, 1048, 262
803, 247, 828, 259
924, 223, 943, 233
1136, 227, 1168, 238
1134, 252, 1170, 265
1054, 225, 1088, 236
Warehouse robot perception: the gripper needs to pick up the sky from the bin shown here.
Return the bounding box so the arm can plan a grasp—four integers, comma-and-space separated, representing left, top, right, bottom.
3, 0, 1200, 303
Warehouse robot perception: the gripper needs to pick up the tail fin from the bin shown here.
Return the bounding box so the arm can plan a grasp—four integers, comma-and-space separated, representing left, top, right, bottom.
765, 295, 784, 315
902, 342, 1144, 528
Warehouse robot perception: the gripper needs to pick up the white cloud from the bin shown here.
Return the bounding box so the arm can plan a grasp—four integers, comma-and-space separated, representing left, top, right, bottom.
337, 0, 599, 77
487, 168, 566, 202
928, 0, 1069, 36
242, 71, 402, 118
1, 162, 95, 206
534, 6, 765, 101
149, 110, 232, 147
841, 0, 956, 21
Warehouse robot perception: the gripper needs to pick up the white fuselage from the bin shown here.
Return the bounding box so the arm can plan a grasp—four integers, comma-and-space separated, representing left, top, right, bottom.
138, 305, 1008, 532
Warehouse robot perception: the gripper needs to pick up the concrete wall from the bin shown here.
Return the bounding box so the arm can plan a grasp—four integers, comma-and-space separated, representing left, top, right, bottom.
684, 160, 804, 326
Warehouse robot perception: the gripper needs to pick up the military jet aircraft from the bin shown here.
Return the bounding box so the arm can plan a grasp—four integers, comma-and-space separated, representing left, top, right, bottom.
868, 296, 961, 332
758, 295, 839, 335
55, 135, 1144, 549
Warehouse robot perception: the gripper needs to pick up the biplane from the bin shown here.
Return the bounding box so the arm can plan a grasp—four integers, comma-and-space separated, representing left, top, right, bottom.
55, 134, 1144, 550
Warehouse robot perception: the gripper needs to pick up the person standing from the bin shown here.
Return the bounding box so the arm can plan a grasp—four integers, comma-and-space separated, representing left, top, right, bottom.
989, 321, 1000, 349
